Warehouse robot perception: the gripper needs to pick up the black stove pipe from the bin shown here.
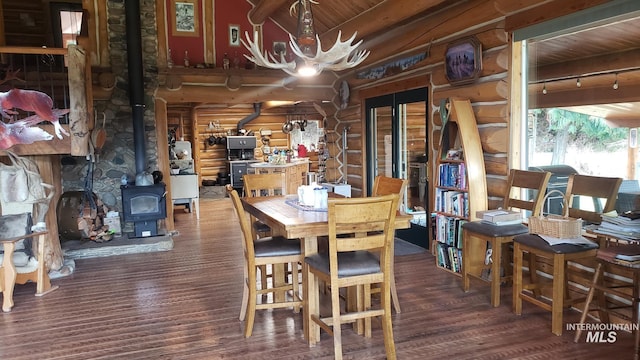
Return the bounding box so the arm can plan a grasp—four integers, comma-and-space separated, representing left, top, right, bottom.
125, 0, 147, 175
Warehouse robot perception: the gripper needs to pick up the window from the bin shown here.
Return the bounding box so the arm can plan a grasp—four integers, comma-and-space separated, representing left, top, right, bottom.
518, 2, 640, 181
50, 3, 83, 49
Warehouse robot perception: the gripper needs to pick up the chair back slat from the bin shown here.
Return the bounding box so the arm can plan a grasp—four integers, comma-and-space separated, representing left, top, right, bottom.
226, 185, 254, 259
504, 169, 552, 215
327, 194, 399, 274
243, 173, 287, 197
564, 174, 622, 224
372, 175, 407, 212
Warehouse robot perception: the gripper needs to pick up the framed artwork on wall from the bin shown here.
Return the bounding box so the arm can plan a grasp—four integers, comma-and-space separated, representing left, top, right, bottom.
444, 36, 482, 85
171, 0, 199, 37
273, 41, 286, 58
229, 25, 240, 46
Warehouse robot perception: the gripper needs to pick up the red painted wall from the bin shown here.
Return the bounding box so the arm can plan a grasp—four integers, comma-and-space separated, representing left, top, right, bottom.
165, 0, 291, 68
166, 0, 205, 66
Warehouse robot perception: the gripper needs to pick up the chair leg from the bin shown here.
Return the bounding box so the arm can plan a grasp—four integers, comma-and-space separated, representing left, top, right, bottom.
574, 263, 602, 342
1, 242, 17, 312
551, 254, 566, 336
239, 263, 249, 321
291, 261, 301, 313
331, 280, 344, 360
390, 241, 401, 313
490, 239, 501, 307
390, 270, 401, 313
244, 266, 258, 338
381, 280, 397, 360
513, 243, 523, 315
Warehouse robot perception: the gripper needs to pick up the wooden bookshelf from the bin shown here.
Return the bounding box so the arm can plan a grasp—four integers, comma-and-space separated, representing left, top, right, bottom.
433, 98, 488, 275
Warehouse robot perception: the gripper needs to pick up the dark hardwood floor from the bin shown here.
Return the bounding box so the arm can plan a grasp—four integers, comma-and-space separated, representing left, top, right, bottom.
0, 198, 635, 359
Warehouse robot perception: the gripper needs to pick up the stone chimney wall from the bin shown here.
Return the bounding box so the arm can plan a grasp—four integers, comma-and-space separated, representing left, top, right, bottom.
61, 0, 160, 215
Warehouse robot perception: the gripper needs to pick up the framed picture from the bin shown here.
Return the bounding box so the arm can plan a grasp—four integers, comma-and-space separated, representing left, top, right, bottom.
444, 36, 482, 85
171, 0, 199, 37
273, 41, 287, 58
229, 25, 240, 46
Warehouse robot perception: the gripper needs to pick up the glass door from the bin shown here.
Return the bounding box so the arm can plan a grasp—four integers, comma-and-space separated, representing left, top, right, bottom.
366, 88, 428, 248
365, 88, 428, 212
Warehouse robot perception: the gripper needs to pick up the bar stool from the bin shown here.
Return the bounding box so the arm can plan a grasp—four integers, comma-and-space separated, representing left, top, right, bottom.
512, 174, 621, 335
513, 234, 599, 335
574, 244, 640, 359
462, 169, 551, 307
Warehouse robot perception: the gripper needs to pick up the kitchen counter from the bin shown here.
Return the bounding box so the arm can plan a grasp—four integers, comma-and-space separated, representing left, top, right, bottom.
249, 158, 310, 168
249, 159, 310, 194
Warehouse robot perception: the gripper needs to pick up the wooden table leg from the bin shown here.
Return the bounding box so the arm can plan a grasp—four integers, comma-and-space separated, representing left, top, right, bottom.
303, 236, 319, 345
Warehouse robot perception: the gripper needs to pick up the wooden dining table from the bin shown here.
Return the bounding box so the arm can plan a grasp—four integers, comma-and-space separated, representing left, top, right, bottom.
241, 194, 412, 344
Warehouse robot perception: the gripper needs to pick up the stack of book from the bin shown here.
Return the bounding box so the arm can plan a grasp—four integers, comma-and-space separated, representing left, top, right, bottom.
593, 210, 640, 242
476, 209, 522, 226
596, 243, 640, 267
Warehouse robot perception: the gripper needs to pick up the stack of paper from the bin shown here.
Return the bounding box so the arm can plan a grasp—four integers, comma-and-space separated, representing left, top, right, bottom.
477, 209, 522, 226
593, 211, 640, 241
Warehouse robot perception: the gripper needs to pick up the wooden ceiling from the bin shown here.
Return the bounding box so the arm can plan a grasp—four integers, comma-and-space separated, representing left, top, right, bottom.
247, 0, 640, 124
528, 14, 640, 125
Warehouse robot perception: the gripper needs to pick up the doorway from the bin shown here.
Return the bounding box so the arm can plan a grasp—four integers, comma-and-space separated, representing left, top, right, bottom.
365, 87, 428, 247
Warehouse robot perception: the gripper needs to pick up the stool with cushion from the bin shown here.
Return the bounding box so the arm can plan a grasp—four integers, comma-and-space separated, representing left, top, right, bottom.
0, 212, 58, 312
226, 185, 303, 338
574, 243, 640, 358
304, 194, 399, 360
462, 169, 551, 307
512, 174, 622, 335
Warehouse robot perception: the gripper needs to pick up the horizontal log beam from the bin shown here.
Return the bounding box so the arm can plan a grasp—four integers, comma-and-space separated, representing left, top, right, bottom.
321, 0, 447, 44
503, 0, 613, 32
247, 0, 290, 25
532, 48, 640, 82
156, 83, 336, 104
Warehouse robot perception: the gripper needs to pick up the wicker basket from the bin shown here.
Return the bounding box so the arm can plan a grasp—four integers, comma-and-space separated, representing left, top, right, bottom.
528, 190, 582, 238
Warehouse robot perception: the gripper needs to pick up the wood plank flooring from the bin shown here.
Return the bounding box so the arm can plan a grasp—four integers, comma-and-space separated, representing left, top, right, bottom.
0, 198, 635, 359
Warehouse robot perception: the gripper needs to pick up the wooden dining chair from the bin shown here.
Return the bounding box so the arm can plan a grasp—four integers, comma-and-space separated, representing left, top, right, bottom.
512, 174, 622, 335
304, 194, 399, 360
371, 175, 408, 313
462, 169, 551, 306
243, 172, 290, 288
226, 185, 303, 338
0, 212, 58, 312
243, 172, 287, 238
573, 243, 640, 359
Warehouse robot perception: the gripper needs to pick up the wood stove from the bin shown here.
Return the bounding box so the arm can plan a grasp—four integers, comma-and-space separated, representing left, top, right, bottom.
121, 183, 167, 237
226, 136, 259, 190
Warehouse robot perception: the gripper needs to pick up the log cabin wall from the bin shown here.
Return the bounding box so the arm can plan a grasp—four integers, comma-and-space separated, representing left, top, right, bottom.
344, 17, 511, 204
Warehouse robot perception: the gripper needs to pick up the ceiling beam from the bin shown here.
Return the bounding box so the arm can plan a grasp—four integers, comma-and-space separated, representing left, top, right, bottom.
504, 0, 613, 32
529, 83, 640, 108
247, 0, 290, 25
531, 48, 640, 81
319, 0, 448, 43
353, 0, 501, 68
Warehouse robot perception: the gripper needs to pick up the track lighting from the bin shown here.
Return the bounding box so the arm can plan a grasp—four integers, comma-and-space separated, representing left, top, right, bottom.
542, 83, 547, 95
613, 74, 619, 90
576, 78, 581, 87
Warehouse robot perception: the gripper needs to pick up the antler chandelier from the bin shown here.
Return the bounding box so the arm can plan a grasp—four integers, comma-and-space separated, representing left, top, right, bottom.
242, 0, 369, 77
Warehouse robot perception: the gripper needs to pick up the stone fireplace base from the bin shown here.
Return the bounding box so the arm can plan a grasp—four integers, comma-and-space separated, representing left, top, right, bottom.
61, 233, 173, 260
